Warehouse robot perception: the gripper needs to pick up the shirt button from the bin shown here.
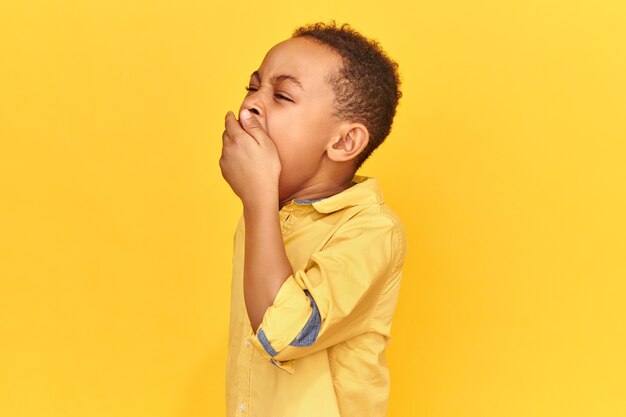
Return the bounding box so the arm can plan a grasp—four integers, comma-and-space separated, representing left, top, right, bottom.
239, 402, 246, 411
243, 339, 250, 348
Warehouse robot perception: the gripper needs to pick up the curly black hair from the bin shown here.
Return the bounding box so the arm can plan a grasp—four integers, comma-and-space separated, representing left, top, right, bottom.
292, 21, 402, 169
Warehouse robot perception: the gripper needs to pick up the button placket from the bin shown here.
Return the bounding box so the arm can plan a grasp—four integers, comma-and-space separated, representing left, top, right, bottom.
235, 324, 253, 416
280, 211, 297, 235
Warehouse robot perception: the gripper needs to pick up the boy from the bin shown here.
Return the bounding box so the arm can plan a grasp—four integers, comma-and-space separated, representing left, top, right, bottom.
219, 22, 407, 417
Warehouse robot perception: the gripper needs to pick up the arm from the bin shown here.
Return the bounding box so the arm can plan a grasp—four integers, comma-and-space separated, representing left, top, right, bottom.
249, 212, 406, 363
242, 201, 293, 331
220, 109, 292, 331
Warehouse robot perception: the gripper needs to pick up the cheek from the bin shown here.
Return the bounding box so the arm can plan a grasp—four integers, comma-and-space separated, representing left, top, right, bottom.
266, 107, 332, 154
266, 114, 305, 151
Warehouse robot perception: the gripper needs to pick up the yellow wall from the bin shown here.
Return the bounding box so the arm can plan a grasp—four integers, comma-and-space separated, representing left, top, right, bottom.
1, 1, 625, 416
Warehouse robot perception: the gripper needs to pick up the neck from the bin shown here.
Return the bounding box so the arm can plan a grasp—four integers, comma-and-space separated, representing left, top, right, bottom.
279, 176, 355, 208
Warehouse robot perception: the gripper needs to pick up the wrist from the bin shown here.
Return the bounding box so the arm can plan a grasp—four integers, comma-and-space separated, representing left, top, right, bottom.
242, 192, 279, 214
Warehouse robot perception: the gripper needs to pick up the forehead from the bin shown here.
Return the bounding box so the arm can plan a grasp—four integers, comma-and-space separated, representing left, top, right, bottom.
255, 37, 341, 88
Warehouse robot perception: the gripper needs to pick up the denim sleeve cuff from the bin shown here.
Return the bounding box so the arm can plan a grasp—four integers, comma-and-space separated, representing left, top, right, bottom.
288, 290, 321, 347
248, 276, 321, 362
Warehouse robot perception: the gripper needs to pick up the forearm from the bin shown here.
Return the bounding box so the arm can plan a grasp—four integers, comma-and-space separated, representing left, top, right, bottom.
243, 199, 293, 332
220, 109, 290, 331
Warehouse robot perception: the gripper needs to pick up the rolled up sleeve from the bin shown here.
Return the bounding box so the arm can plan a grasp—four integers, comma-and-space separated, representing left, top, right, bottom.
248, 275, 321, 360
248, 213, 405, 365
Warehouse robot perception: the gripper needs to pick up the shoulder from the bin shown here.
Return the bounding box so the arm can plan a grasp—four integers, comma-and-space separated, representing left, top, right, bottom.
379, 204, 408, 272
328, 200, 407, 270
362, 202, 408, 268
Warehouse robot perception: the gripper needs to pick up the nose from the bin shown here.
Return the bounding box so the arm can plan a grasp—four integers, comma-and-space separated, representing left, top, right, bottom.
241, 89, 264, 118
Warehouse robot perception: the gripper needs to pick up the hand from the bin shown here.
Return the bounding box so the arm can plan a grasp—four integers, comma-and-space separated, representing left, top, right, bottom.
219, 109, 281, 207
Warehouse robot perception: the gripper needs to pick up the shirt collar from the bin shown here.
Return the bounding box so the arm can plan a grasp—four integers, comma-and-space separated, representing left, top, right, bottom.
309, 175, 384, 214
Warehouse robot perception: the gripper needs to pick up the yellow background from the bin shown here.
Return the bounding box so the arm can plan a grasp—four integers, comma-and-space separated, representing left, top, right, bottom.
1, 0, 625, 416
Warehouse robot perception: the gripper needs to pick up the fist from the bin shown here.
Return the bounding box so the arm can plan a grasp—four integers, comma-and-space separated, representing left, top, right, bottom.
219, 109, 282, 206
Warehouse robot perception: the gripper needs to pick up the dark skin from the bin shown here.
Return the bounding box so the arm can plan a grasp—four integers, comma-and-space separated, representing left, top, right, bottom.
219, 38, 369, 331
220, 109, 292, 331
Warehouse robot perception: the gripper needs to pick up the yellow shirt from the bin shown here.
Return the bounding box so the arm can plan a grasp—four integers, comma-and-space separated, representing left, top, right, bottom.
225, 175, 407, 417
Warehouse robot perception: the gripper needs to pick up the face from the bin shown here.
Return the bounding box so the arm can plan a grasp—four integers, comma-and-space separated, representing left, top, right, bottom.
239, 37, 343, 201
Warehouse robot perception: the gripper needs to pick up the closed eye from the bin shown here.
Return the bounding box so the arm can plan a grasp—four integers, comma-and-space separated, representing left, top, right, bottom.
245, 86, 293, 102
274, 93, 293, 102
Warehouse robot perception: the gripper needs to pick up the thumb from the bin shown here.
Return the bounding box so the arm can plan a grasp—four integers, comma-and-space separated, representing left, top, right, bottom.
239, 109, 268, 143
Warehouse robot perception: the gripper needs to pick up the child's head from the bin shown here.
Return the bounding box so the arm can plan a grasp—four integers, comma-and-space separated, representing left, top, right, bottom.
291, 22, 402, 169
239, 22, 401, 200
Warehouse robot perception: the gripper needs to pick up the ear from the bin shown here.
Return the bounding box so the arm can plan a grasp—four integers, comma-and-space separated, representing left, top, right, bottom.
326, 123, 369, 162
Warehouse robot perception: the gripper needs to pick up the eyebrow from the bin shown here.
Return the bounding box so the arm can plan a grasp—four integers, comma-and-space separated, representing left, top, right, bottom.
250, 71, 304, 90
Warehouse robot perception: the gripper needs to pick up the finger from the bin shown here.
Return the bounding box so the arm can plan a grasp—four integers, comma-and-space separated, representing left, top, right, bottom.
224, 111, 240, 137
225, 111, 259, 144
239, 109, 268, 145
224, 111, 235, 128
